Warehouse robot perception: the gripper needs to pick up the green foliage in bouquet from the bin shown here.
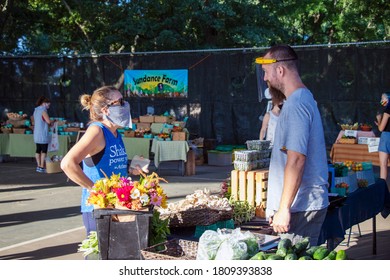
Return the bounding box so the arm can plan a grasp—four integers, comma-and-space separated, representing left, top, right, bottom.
149, 209, 170, 249
78, 231, 99, 258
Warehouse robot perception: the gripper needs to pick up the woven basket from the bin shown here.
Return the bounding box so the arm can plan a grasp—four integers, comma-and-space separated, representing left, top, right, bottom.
160, 208, 233, 228
141, 239, 198, 260
338, 138, 357, 144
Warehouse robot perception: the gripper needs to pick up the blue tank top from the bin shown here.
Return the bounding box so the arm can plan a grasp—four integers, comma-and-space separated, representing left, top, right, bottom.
81, 122, 128, 212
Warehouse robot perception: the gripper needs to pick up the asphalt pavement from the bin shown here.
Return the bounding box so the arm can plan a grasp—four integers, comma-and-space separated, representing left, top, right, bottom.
0, 158, 389, 260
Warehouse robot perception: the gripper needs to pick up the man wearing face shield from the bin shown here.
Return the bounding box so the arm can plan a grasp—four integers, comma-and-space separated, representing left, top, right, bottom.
61, 86, 136, 236
256, 45, 329, 246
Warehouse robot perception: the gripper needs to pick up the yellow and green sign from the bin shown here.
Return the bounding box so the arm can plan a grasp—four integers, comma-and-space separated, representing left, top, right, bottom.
124, 69, 188, 98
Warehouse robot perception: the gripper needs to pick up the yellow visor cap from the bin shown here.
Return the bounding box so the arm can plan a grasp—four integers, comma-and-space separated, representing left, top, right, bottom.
255, 57, 277, 64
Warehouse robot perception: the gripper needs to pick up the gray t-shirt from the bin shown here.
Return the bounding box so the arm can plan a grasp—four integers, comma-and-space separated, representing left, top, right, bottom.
267, 88, 329, 215
33, 105, 49, 144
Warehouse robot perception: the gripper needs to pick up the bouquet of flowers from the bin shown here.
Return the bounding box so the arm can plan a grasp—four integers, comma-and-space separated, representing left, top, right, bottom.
87, 171, 168, 210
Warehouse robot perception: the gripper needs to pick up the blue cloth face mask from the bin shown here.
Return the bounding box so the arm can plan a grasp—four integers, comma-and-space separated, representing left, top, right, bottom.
103, 101, 132, 128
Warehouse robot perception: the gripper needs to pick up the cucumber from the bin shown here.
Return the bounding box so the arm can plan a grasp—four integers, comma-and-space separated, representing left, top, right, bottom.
277, 238, 292, 251
276, 248, 288, 258
336, 250, 347, 260
267, 254, 284, 260
250, 251, 267, 260
284, 253, 298, 260
323, 251, 337, 260
298, 255, 313, 260
305, 245, 320, 257
293, 237, 310, 255
313, 247, 330, 260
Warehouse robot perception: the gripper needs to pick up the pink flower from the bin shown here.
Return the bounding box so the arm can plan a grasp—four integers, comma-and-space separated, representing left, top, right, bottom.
115, 185, 133, 202
150, 193, 162, 207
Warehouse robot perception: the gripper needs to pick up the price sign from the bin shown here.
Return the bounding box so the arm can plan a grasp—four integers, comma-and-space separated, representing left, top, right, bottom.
344, 130, 358, 138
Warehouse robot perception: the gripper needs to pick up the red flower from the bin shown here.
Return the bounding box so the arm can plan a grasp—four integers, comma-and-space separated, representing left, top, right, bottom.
114, 185, 134, 202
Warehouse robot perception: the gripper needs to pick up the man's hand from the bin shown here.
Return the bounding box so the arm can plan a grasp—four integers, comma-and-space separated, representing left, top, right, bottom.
269, 208, 291, 233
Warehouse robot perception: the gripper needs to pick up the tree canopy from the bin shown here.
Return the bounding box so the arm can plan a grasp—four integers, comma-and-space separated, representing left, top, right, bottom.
0, 0, 389, 55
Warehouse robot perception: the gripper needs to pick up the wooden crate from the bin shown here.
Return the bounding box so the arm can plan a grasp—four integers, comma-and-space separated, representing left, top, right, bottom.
230, 169, 268, 208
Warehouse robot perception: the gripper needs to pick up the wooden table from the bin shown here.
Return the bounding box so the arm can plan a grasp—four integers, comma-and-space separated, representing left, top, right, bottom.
330, 143, 389, 166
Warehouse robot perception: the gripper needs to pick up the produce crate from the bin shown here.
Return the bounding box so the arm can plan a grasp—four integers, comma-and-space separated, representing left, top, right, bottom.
136, 122, 151, 129
0, 127, 12, 133
230, 169, 268, 210
94, 208, 153, 260
64, 127, 80, 132
139, 115, 155, 123
333, 172, 358, 195
12, 128, 26, 134
124, 130, 135, 137
194, 219, 235, 238
46, 161, 62, 173
6, 119, 27, 128
171, 131, 186, 141
246, 140, 271, 150
141, 239, 198, 260
233, 160, 258, 171
338, 138, 357, 144
160, 207, 233, 228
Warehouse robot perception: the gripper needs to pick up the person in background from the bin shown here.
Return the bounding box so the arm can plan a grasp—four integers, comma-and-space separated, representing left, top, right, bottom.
375, 92, 390, 181
33, 96, 55, 173
259, 96, 284, 147
61, 86, 137, 236
256, 45, 329, 246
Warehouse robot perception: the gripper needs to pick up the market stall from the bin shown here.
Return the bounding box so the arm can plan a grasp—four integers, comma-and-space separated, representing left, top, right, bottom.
330, 143, 390, 166
122, 137, 151, 160
151, 139, 189, 175
0, 133, 71, 158
319, 178, 390, 253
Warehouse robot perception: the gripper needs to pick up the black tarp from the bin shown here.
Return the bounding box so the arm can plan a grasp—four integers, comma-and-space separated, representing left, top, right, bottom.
1, 44, 390, 149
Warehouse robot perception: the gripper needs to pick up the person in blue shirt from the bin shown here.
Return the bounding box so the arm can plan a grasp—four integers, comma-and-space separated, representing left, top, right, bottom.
61, 86, 137, 236
33, 96, 55, 173
256, 45, 329, 246
375, 92, 390, 181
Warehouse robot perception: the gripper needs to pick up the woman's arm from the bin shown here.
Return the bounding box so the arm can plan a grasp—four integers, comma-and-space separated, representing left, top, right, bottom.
61, 125, 105, 189
259, 113, 270, 140
377, 113, 390, 132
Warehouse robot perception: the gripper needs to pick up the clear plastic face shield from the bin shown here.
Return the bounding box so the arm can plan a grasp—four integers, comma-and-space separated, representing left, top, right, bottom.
255, 56, 297, 102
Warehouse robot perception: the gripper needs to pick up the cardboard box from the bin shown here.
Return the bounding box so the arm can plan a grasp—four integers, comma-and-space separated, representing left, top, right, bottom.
154, 115, 175, 123
358, 137, 376, 145
46, 161, 62, 174
139, 115, 154, 123
172, 131, 186, 141
13, 128, 26, 134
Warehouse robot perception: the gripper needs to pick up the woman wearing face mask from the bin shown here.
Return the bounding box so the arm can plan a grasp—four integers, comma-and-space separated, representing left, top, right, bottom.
33, 96, 55, 173
375, 92, 390, 181
259, 90, 285, 147
61, 86, 135, 236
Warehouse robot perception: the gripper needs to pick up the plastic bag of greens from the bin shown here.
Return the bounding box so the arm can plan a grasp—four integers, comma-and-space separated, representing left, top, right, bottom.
214, 228, 259, 260
196, 230, 224, 260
